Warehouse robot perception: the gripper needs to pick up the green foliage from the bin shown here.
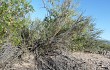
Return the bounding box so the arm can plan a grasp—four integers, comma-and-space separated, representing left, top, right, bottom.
97, 40, 110, 51
33, 0, 105, 53
0, 0, 34, 45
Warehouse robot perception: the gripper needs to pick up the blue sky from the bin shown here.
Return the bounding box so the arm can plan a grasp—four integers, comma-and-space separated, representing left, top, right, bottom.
30, 0, 110, 41
79, 0, 110, 41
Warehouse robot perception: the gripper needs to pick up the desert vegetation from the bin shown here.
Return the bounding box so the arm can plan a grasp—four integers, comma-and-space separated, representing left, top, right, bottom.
0, 0, 110, 70
0, 0, 110, 53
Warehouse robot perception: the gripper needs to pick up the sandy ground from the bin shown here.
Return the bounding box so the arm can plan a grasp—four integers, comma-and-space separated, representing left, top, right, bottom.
72, 52, 110, 62
72, 52, 110, 69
